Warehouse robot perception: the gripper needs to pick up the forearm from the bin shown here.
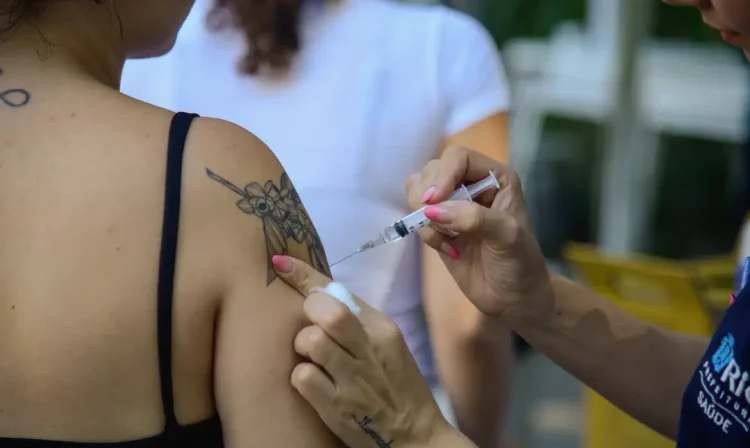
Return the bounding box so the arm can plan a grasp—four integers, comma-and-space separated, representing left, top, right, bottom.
436, 326, 513, 448
508, 273, 709, 439
408, 426, 478, 448
423, 249, 513, 447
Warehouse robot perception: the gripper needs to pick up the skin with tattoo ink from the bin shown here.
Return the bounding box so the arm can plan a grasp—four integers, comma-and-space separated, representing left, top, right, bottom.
0, 68, 31, 108
353, 416, 394, 447
0, 0, 350, 445
206, 168, 331, 284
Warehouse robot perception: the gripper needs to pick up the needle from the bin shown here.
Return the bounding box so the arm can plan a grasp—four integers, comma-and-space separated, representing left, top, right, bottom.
330, 237, 384, 267
330, 250, 361, 267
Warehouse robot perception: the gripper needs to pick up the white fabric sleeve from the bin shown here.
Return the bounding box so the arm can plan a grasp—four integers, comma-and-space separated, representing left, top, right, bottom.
434, 8, 510, 137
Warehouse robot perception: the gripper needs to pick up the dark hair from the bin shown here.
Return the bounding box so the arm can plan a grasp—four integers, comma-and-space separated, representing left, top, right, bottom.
0, 0, 106, 37
207, 0, 304, 76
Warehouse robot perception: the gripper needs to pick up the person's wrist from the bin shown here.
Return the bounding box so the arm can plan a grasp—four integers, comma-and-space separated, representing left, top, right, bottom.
403, 422, 475, 448
500, 267, 556, 329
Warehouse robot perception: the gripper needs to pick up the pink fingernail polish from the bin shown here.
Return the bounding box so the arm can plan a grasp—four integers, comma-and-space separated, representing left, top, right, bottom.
424, 205, 453, 224
272, 255, 293, 273
441, 242, 460, 260
421, 186, 436, 204
730, 293, 737, 305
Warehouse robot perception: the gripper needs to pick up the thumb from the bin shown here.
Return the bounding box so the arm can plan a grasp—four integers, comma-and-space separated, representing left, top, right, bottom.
423, 201, 521, 249
272, 255, 332, 296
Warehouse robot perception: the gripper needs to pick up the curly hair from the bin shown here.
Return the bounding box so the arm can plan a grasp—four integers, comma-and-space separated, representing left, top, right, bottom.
0, 0, 106, 38
207, 0, 304, 76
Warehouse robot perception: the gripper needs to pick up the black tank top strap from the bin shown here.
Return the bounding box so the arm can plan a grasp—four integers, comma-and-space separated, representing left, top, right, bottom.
157, 112, 200, 431
0, 111, 222, 447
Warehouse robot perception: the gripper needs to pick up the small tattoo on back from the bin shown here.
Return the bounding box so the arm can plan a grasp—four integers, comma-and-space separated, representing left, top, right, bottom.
0, 68, 31, 108
206, 168, 331, 285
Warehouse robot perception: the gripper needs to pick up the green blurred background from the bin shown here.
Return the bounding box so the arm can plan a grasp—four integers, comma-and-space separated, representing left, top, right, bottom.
481, 0, 745, 262
484, 0, 723, 48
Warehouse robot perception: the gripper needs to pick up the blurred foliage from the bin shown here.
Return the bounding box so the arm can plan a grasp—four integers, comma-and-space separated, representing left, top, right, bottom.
476, 0, 742, 259
653, 1, 722, 42
652, 137, 743, 258
480, 0, 721, 48
481, 0, 585, 47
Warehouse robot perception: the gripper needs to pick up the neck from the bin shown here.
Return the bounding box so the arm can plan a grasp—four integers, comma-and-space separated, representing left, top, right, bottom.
0, 2, 125, 89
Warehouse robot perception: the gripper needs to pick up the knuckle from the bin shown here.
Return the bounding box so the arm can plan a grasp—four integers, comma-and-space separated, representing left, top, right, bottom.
442, 146, 458, 157
506, 168, 522, 190
422, 159, 441, 179
319, 301, 352, 333
303, 292, 326, 320
468, 207, 486, 231
492, 212, 523, 249
293, 363, 318, 385
377, 319, 404, 345
294, 327, 311, 353
306, 325, 328, 354
405, 173, 419, 191
306, 326, 331, 361
292, 267, 311, 293
504, 215, 523, 244
307, 325, 329, 347
423, 158, 440, 172
443, 145, 465, 159
332, 393, 356, 420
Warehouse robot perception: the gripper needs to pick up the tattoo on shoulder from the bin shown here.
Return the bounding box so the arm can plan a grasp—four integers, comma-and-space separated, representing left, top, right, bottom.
0, 69, 31, 108
206, 168, 332, 285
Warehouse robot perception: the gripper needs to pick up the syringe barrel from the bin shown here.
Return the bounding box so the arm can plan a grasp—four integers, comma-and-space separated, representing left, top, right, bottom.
385, 208, 429, 242
466, 171, 500, 198
448, 184, 471, 201
384, 172, 498, 243
387, 184, 472, 241
383, 223, 405, 243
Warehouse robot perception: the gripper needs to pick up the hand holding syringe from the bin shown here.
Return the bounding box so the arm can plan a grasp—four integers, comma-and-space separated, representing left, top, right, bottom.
331, 171, 500, 266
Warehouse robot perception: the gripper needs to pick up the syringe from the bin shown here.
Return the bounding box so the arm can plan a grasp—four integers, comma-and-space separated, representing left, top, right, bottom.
330, 171, 500, 267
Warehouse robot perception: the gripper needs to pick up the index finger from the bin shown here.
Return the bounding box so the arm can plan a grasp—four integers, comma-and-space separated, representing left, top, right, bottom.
428, 146, 519, 203
273, 255, 371, 317
272, 255, 332, 296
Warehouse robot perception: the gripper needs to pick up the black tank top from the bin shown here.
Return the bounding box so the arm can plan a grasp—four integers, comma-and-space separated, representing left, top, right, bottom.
0, 113, 224, 447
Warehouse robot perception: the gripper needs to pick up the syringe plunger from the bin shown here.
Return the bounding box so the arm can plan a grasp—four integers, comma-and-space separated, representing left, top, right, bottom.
465, 171, 500, 198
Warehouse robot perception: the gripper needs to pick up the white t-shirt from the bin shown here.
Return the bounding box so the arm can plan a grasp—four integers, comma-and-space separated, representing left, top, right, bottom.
121, 0, 509, 386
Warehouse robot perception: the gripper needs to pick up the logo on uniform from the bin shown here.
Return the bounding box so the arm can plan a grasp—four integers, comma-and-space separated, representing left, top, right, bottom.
697, 332, 750, 434
713, 333, 736, 373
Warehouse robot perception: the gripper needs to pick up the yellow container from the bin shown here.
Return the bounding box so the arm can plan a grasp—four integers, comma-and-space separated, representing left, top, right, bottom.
687, 257, 736, 291
563, 243, 725, 448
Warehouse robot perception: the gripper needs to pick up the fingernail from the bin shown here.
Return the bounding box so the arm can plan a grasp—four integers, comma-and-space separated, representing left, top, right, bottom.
441, 242, 460, 260
421, 186, 436, 204
730, 293, 737, 305
272, 255, 293, 273
424, 205, 453, 224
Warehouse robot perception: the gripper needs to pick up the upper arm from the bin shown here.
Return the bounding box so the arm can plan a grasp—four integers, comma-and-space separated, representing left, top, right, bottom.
426, 11, 511, 333
189, 118, 341, 447
442, 113, 509, 163
435, 8, 510, 150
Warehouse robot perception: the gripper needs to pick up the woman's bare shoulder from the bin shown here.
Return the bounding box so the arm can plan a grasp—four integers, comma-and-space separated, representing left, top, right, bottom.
108, 96, 275, 175
171, 116, 341, 446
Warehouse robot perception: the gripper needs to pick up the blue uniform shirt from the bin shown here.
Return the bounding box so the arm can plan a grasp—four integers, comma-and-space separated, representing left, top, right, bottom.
677, 285, 750, 446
